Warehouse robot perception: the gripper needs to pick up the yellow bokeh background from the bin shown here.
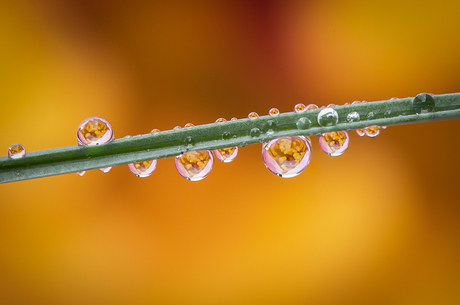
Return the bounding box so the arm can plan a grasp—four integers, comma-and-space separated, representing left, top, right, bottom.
1, 1, 460, 304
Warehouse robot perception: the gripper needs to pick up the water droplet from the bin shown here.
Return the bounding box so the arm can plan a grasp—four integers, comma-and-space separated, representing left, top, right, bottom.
128, 160, 157, 178
99, 167, 112, 173
240, 142, 247, 148
262, 136, 311, 178
381, 126, 387, 129
352, 101, 360, 105
317, 108, 339, 126
356, 129, 365, 137
214, 146, 238, 163
390, 97, 398, 100
344, 102, 350, 105
184, 123, 194, 128
222, 132, 232, 140
8, 144, 26, 159
319, 131, 349, 156
175, 150, 213, 181
76, 171, 86, 176
294, 103, 306, 113
364, 126, 380, 138
306, 104, 319, 110
215, 118, 227, 123
77, 117, 114, 146
184, 136, 195, 147
151, 128, 160, 133
269, 108, 280, 116
296, 117, 311, 130
250, 128, 261, 137
384, 110, 391, 118
327, 103, 336, 107
367, 112, 375, 120
230, 117, 237, 121
248, 112, 259, 119
412, 93, 435, 114
173, 126, 181, 130
261, 120, 277, 134
347, 111, 360, 123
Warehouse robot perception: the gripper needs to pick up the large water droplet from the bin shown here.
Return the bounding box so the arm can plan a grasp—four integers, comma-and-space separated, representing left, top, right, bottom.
175, 150, 214, 181
250, 127, 261, 137
412, 93, 435, 114
269, 108, 280, 116
76, 171, 86, 176
262, 136, 311, 178
296, 117, 311, 130
128, 160, 157, 177
364, 126, 380, 138
77, 117, 114, 146
317, 108, 339, 126
347, 111, 360, 123
319, 131, 349, 156
8, 144, 26, 159
214, 146, 238, 163
99, 167, 112, 173
248, 112, 259, 119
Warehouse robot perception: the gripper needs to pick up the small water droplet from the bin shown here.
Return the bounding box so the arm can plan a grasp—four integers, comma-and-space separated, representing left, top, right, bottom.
352, 101, 361, 105
261, 120, 277, 134
214, 146, 238, 163
294, 103, 306, 113
175, 150, 214, 181
77, 117, 114, 146
8, 144, 26, 159
76, 171, 86, 176
99, 167, 112, 173
347, 111, 360, 123
184, 136, 196, 147
151, 128, 160, 133
306, 104, 319, 110
173, 126, 181, 130
384, 110, 392, 118
327, 103, 336, 108
184, 123, 194, 128
356, 129, 365, 136
262, 136, 311, 178
240, 142, 247, 148
222, 132, 232, 140
296, 117, 311, 130
367, 112, 375, 120
215, 118, 227, 123
364, 126, 380, 138
412, 93, 435, 114
317, 108, 339, 126
248, 112, 259, 119
268, 108, 280, 116
319, 131, 349, 156
390, 97, 398, 100
344, 102, 350, 105
128, 160, 157, 177
250, 128, 261, 137
230, 117, 237, 121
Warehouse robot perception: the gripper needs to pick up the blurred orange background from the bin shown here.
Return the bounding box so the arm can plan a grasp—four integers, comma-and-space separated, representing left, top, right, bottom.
1, 1, 460, 304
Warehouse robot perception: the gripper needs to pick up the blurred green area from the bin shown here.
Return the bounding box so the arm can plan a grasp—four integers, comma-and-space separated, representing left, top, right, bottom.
1, 1, 460, 304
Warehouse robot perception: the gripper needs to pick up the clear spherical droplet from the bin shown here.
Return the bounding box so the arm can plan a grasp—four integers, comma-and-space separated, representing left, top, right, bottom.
347, 111, 360, 123
248, 112, 259, 119
76, 171, 86, 176
184, 136, 195, 147
351, 101, 360, 105
215, 118, 227, 123
317, 108, 339, 126
269, 108, 280, 116
327, 103, 336, 108
77, 117, 114, 146
356, 129, 365, 137
99, 167, 112, 173
319, 131, 349, 156
184, 123, 194, 128
296, 117, 311, 130
230, 117, 237, 121
250, 127, 261, 137
294, 103, 306, 113
8, 144, 26, 159
175, 150, 214, 181
128, 160, 157, 178
262, 136, 311, 178
214, 146, 238, 163
412, 93, 435, 114
262, 120, 277, 134
173, 126, 181, 130
306, 104, 319, 110
222, 132, 232, 140
364, 125, 380, 138
151, 128, 160, 133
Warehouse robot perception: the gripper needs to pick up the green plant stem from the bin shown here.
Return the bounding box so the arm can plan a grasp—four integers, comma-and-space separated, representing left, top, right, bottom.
1, 93, 460, 183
